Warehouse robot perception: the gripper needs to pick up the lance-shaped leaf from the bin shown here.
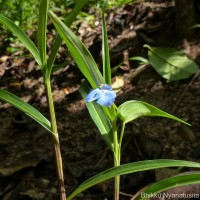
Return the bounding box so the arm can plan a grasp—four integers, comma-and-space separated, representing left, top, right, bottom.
0, 89, 51, 133
129, 56, 149, 65
47, 0, 88, 74
48, 10, 104, 88
144, 44, 199, 81
37, 0, 49, 68
136, 172, 200, 200
67, 159, 200, 200
102, 9, 111, 84
80, 83, 113, 150
118, 100, 190, 125
0, 14, 42, 67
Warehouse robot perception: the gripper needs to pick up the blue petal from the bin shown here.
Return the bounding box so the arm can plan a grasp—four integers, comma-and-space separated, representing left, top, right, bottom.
96, 91, 116, 107
86, 88, 101, 102
100, 84, 112, 91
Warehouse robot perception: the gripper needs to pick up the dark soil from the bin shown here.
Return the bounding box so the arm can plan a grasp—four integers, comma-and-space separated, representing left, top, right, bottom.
0, 1, 200, 200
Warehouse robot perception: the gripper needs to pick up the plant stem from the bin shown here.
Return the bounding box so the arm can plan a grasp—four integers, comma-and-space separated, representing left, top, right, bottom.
112, 119, 120, 200
119, 122, 125, 150
45, 78, 66, 200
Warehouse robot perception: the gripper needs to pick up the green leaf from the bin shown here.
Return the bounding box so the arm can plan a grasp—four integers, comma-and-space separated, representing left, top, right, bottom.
37, 0, 49, 68
48, 10, 104, 88
51, 61, 69, 73
102, 9, 111, 84
118, 100, 190, 125
190, 24, 200, 29
80, 83, 113, 150
0, 14, 42, 67
129, 56, 149, 64
47, 0, 88, 75
144, 45, 199, 81
136, 172, 200, 200
0, 89, 51, 133
67, 159, 200, 200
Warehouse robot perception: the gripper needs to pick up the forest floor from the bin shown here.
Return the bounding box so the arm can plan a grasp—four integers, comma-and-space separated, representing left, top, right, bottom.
0, 1, 200, 200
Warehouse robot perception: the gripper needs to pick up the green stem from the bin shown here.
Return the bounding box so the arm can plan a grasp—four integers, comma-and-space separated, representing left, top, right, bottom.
119, 122, 125, 150
45, 77, 66, 200
112, 119, 120, 200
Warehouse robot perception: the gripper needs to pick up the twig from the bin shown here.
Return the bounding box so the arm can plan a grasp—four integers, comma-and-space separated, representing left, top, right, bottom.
119, 191, 133, 197
172, 69, 200, 114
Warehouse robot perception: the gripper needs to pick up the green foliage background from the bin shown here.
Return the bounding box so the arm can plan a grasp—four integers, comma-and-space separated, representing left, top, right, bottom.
0, 0, 67, 32
0, 0, 38, 30
0, 0, 133, 33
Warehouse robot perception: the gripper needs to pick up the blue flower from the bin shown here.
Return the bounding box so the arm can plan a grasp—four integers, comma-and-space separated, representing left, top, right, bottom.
86, 84, 116, 107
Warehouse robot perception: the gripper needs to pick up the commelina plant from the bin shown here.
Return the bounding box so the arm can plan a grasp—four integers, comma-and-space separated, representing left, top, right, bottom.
1, 1, 200, 200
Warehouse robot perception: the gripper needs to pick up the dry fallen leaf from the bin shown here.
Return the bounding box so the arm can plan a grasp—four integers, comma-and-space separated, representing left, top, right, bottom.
0, 153, 42, 176
112, 76, 124, 93
21, 189, 45, 199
